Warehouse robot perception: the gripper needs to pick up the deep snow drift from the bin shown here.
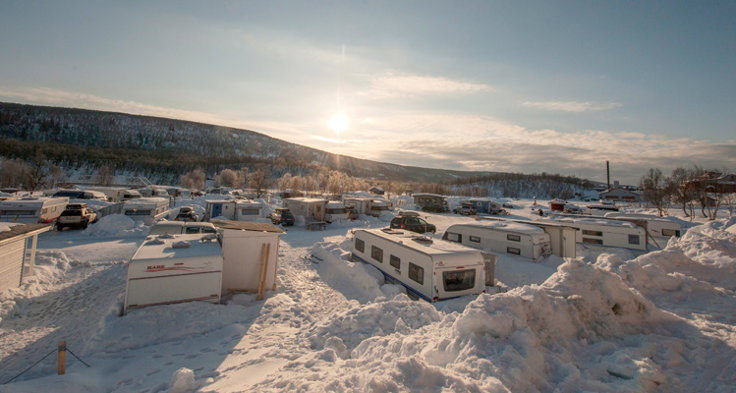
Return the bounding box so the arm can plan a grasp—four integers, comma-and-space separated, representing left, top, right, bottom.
0, 199, 734, 392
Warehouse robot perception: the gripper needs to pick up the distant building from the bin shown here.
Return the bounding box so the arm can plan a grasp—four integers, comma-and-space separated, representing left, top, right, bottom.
599, 188, 641, 202
369, 186, 385, 195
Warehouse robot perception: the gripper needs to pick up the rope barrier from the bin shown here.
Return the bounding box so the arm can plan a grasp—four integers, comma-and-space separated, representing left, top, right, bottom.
67, 348, 91, 368
3, 349, 56, 385
2, 343, 92, 385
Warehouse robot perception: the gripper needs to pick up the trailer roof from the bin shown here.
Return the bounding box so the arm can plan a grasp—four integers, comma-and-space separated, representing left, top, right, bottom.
211, 219, 284, 233
547, 216, 636, 228
124, 197, 168, 207
0, 223, 51, 245
132, 234, 222, 261
451, 220, 546, 234
285, 197, 328, 203
0, 197, 68, 208
358, 228, 479, 256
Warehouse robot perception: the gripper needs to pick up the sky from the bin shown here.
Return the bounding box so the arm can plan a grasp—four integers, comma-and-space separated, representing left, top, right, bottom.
1, 1, 734, 184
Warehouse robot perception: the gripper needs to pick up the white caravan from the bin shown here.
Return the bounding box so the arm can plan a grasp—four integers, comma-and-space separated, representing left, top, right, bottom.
546, 216, 647, 251
205, 199, 266, 221
0, 197, 68, 223
123, 234, 223, 314
352, 228, 494, 302
369, 199, 392, 217
123, 197, 169, 225
343, 197, 372, 216
283, 197, 328, 222
443, 221, 552, 262
325, 201, 348, 223
603, 213, 683, 239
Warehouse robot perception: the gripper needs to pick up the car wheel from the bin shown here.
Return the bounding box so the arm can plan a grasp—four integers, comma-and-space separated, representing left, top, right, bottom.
56, 223, 64, 231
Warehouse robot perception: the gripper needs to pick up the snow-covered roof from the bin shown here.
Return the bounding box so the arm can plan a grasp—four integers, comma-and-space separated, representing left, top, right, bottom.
359, 228, 480, 256
0, 223, 52, 245
285, 197, 328, 204
326, 201, 345, 208
124, 197, 168, 208
0, 196, 68, 208
452, 220, 546, 235
132, 234, 222, 261
211, 219, 284, 233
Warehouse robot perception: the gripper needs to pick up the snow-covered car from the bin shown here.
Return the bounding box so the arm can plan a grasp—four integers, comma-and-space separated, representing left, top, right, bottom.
174, 206, 199, 222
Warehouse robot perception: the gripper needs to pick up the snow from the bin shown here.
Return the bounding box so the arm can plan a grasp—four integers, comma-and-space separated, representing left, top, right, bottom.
0, 222, 22, 232
0, 197, 735, 392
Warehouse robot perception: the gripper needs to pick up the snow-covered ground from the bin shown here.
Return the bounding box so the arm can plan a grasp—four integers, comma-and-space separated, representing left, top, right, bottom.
0, 197, 734, 392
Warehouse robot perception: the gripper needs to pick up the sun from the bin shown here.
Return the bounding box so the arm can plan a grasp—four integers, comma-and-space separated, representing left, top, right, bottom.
328, 112, 348, 133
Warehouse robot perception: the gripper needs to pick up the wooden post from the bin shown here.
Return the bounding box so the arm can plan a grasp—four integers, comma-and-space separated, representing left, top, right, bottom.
256, 243, 270, 300
58, 341, 66, 375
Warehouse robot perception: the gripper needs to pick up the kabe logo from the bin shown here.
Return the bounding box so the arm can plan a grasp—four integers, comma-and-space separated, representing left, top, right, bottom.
146, 265, 166, 271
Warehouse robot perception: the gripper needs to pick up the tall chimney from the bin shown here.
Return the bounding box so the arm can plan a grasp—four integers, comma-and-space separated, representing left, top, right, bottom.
606, 161, 610, 190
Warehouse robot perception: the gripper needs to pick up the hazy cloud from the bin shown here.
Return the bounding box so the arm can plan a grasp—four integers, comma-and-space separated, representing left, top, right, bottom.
522, 100, 622, 112
365, 72, 491, 99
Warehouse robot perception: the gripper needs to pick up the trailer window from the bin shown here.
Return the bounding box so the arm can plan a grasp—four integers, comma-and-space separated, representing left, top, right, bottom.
185, 226, 201, 234
507, 247, 521, 255
507, 234, 521, 242
202, 226, 216, 234
371, 246, 383, 263
355, 238, 365, 253
446, 232, 462, 243
469, 235, 480, 243
582, 238, 603, 244
125, 209, 152, 216
408, 263, 424, 285
582, 230, 603, 236
240, 208, 260, 216
628, 234, 640, 245
390, 255, 400, 269
443, 269, 476, 292
661, 229, 680, 237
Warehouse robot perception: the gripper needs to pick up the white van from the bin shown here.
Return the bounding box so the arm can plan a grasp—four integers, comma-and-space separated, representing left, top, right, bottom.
352, 228, 493, 302
443, 221, 552, 262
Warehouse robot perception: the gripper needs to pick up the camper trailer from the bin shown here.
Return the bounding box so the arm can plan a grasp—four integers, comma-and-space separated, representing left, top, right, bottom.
206, 199, 266, 221
325, 201, 348, 223
0, 197, 68, 223
603, 213, 682, 238
283, 197, 328, 222
413, 193, 449, 213
123, 234, 223, 314
369, 199, 392, 217
212, 220, 283, 297
474, 217, 577, 259
343, 197, 372, 216
123, 197, 169, 225
467, 198, 504, 215
546, 216, 647, 251
443, 221, 552, 262
351, 228, 493, 302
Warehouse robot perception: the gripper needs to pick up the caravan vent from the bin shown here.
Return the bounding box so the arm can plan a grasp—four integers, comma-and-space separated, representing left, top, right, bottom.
412, 236, 433, 244
146, 239, 165, 245
381, 228, 404, 235
172, 241, 191, 249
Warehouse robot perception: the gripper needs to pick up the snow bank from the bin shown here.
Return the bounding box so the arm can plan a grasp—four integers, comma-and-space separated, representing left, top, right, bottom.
309, 240, 388, 303
85, 214, 148, 237
0, 222, 22, 232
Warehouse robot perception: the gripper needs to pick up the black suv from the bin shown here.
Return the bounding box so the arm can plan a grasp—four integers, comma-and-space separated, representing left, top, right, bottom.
175, 206, 199, 222
389, 214, 436, 234
270, 208, 295, 226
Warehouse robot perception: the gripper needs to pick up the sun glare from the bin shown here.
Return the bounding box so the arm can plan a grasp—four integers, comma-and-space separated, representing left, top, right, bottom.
328, 112, 348, 133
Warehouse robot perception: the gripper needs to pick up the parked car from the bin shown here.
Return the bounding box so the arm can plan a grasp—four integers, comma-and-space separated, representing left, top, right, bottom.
345, 204, 360, 220
57, 203, 97, 230
389, 214, 436, 234
453, 203, 476, 216
174, 206, 199, 222
270, 208, 295, 226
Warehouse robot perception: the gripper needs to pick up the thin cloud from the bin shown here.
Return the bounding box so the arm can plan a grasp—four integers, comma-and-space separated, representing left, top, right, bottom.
365, 72, 491, 99
522, 100, 622, 112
